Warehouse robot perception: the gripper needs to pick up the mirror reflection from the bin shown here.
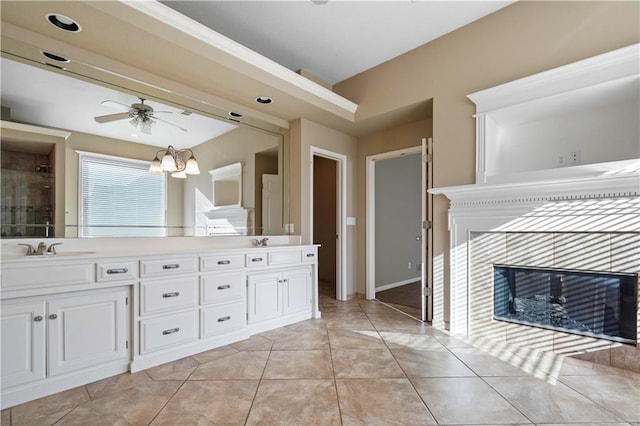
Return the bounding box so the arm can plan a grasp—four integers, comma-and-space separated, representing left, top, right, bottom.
0, 56, 286, 238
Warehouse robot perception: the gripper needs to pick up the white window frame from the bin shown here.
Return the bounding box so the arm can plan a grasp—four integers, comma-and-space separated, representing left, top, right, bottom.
77, 151, 167, 237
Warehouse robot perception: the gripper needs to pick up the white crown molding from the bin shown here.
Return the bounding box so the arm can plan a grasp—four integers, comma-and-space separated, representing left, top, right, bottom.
94, 1, 358, 121
468, 43, 640, 114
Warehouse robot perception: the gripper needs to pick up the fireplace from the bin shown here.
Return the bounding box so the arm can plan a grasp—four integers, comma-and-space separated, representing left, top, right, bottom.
494, 265, 638, 344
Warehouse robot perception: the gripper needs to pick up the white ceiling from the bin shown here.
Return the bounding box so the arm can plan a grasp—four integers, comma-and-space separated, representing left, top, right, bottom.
0, 57, 237, 150
162, 0, 515, 85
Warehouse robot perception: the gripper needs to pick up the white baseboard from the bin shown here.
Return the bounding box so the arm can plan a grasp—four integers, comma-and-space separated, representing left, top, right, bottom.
375, 277, 421, 293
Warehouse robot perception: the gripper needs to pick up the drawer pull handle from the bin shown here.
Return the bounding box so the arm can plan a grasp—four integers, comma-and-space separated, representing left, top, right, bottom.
162, 264, 180, 270
162, 292, 180, 298
217, 285, 231, 290
34, 316, 43, 322
162, 328, 180, 335
217, 316, 231, 322
251, 257, 263, 262
49, 314, 58, 320
306, 253, 315, 258
217, 260, 231, 265
107, 268, 129, 274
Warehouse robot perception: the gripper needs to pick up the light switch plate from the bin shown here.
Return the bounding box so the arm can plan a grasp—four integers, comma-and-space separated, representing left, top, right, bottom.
346, 217, 356, 226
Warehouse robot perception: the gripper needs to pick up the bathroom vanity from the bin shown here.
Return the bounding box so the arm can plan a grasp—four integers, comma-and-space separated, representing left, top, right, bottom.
0, 240, 319, 408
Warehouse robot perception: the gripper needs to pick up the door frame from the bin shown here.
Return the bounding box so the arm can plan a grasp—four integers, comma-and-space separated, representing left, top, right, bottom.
309, 146, 347, 301
365, 145, 423, 300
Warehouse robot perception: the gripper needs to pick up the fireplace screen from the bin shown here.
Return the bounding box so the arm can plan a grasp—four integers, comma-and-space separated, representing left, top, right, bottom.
493, 265, 637, 344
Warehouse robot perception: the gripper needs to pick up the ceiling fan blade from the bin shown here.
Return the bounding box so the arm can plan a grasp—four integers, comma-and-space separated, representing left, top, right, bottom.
94, 112, 131, 123
155, 117, 188, 132
100, 100, 131, 111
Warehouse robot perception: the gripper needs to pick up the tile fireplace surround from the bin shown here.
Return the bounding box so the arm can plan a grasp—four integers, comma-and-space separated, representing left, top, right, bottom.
432, 168, 640, 373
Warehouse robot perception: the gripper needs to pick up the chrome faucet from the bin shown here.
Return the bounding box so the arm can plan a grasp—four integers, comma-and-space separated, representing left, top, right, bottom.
19, 242, 63, 256
251, 237, 269, 247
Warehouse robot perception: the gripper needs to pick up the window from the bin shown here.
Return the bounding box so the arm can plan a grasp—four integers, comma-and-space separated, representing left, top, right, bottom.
79, 152, 166, 237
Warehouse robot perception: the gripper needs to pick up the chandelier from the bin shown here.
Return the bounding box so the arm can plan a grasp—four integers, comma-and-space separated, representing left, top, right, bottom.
148, 145, 200, 178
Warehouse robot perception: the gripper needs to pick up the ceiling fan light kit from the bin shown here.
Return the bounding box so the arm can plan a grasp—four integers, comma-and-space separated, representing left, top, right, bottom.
94, 98, 188, 135
149, 145, 200, 178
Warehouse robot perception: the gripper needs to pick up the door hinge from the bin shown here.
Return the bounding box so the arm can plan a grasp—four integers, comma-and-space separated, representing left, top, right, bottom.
246, 312, 249, 320
126, 340, 129, 349
423, 153, 432, 163
125, 297, 129, 306
422, 220, 432, 230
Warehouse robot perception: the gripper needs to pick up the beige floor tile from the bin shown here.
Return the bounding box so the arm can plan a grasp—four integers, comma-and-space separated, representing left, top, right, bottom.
190, 350, 269, 380
450, 347, 532, 376
263, 350, 333, 379
191, 345, 239, 364
559, 374, 640, 421
285, 319, 328, 332
366, 313, 428, 331
55, 381, 182, 426
332, 349, 404, 379
230, 334, 273, 351
413, 377, 530, 424
271, 329, 329, 350
336, 378, 436, 425
380, 331, 446, 350
486, 376, 625, 423
328, 329, 385, 349
10, 386, 90, 425
151, 380, 258, 425
432, 333, 476, 348
392, 348, 476, 378
85, 371, 152, 400
145, 356, 200, 380
246, 379, 340, 425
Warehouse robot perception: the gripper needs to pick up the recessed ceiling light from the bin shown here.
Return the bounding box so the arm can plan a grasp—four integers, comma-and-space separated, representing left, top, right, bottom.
255, 96, 273, 105
228, 111, 243, 118
41, 51, 70, 63
43, 63, 67, 71
45, 13, 82, 32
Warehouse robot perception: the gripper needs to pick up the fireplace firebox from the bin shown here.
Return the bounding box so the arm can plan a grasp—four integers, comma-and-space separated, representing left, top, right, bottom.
493, 265, 637, 344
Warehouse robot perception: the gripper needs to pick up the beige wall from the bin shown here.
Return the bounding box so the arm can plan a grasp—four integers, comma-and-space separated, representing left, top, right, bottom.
336, 1, 639, 325
289, 118, 358, 296
63, 131, 183, 236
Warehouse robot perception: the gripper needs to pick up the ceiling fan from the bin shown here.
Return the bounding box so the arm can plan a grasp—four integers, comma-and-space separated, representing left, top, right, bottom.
94, 98, 187, 135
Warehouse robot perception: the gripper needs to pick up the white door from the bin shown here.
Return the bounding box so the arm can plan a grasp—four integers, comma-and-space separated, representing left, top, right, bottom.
47, 289, 128, 376
262, 174, 282, 235
283, 268, 312, 315
0, 300, 46, 388
247, 272, 282, 323
421, 138, 433, 322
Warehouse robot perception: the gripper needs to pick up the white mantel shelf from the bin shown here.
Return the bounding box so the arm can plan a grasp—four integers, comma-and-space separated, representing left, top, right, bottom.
430, 160, 640, 208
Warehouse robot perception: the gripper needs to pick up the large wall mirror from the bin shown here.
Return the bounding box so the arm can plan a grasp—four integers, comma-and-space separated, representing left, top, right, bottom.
0, 44, 288, 238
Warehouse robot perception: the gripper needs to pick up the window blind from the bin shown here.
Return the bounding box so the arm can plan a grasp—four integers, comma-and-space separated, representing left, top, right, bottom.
79, 153, 166, 237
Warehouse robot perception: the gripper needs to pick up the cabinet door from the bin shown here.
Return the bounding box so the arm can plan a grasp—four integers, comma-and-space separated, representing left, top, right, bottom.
47, 289, 128, 376
283, 268, 312, 315
247, 272, 281, 324
1, 300, 46, 388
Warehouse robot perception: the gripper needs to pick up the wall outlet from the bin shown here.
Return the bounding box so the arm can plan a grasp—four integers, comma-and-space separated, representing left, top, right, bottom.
568, 150, 581, 165
408, 261, 412, 270
557, 153, 566, 166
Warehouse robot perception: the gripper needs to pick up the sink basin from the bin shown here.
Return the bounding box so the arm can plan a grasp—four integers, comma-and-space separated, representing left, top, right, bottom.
2, 251, 97, 259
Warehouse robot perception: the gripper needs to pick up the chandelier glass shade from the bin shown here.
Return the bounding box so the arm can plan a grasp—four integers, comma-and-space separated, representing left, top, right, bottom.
129, 102, 156, 134
149, 145, 200, 178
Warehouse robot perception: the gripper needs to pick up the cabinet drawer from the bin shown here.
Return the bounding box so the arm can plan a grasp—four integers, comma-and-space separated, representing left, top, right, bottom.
245, 252, 267, 267
201, 301, 246, 338
200, 254, 245, 271
268, 250, 301, 265
140, 277, 198, 316
96, 261, 137, 282
201, 272, 245, 305
140, 310, 198, 354
140, 257, 198, 278
301, 249, 317, 263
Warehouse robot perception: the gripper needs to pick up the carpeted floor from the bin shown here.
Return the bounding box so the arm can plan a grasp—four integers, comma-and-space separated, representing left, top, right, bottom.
376, 282, 421, 309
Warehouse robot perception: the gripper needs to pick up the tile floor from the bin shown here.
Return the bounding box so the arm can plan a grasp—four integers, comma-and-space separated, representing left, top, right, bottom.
2, 295, 639, 425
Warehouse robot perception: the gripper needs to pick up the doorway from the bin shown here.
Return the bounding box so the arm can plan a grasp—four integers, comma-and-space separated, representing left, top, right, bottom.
310, 146, 347, 301
366, 142, 432, 321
